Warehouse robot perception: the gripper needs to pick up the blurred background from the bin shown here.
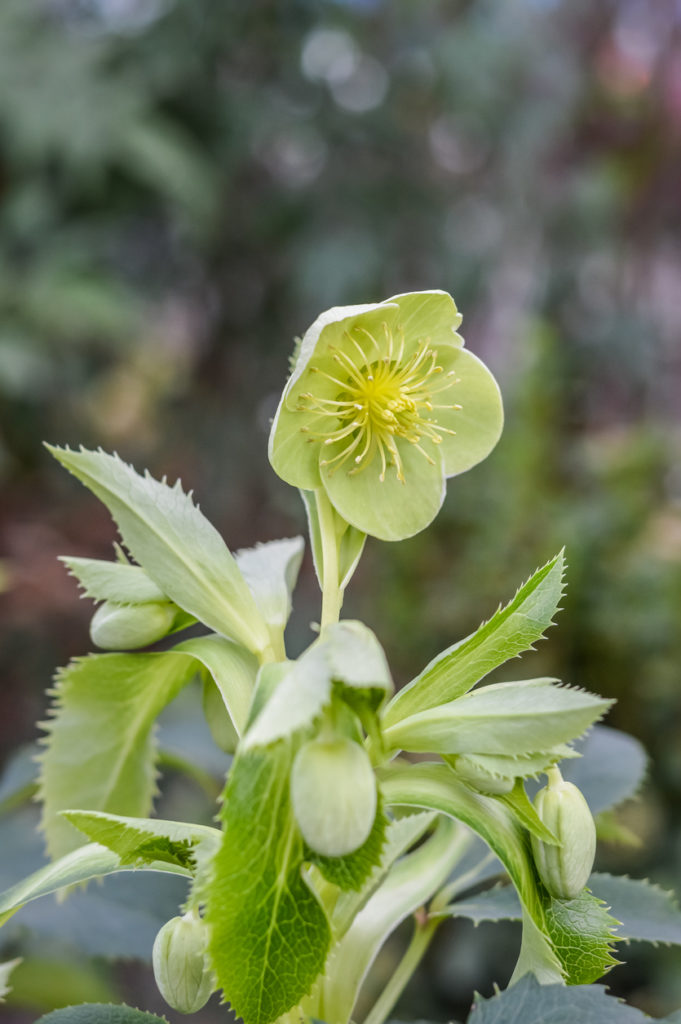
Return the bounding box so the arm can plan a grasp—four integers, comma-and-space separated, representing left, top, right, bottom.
1, 0, 681, 1019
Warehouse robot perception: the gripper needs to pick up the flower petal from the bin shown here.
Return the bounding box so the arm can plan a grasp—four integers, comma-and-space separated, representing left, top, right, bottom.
320, 441, 445, 542
383, 291, 464, 351
268, 395, 325, 490
431, 346, 504, 477
284, 303, 398, 411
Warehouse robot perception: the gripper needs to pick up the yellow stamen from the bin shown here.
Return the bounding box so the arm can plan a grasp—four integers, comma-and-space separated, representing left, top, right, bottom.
298, 326, 461, 481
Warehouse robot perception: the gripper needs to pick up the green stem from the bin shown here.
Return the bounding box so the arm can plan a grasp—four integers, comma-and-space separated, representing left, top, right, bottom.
316, 489, 343, 629
362, 912, 440, 1024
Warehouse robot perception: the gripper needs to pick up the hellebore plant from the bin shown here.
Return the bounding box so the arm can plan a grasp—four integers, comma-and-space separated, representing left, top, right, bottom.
2, 290, 681, 1024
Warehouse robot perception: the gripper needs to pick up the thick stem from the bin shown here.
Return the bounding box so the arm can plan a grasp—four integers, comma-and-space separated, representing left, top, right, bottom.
316, 489, 343, 629
362, 913, 440, 1024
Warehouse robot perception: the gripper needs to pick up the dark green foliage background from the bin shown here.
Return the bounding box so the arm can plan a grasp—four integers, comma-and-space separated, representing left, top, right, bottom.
1, 0, 680, 1019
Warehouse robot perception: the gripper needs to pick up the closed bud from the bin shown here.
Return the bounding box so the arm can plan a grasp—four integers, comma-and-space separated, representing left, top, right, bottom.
531, 770, 596, 899
90, 600, 176, 650
152, 911, 214, 1014
291, 736, 377, 857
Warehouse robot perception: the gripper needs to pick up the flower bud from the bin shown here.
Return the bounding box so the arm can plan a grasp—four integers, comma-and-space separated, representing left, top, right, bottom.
152, 912, 214, 1014
90, 600, 176, 650
291, 736, 377, 857
531, 771, 596, 899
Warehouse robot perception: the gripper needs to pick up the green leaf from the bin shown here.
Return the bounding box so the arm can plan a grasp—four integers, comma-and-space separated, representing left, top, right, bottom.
329, 810, 437, 937
379, 760, 563, 983
590, 872, 681, 945
173, 633, 259, 737
47, 446, 270, 656
36, 1005, 170, 1024
235, 536, 304, 632
242, 657, 331, 750
439, 881, 522, 924
384, 678, 611, 757
244, 623, 393, 752
61, 810, 221, 876
543, 890, 620, 984
39, 651, 197, 858
500, 780, 559, 845
449, 745, 578, 784
0, 843, 147, 927
59, 556, 167, 604
383, 552, 565, 727
320, 620, 393, 713
307, 797, 388, 892
200, 741, 331, 1024
562, 726, 648, 815
467, 974, 648, 1023
379, 762, 546, 930
300, 489, 367, 591
308, 816, 468, 1024
0, 958, 22, 1001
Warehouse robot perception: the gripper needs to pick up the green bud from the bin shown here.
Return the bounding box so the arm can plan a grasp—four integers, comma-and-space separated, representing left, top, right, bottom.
531, 769, 596, 899
90, 600, 176, 650
152, 911, 214, 1014
291, 736, 377, 857
452, 755, 515, 795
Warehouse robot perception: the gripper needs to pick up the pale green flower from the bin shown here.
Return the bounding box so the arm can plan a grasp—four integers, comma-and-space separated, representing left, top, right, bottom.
269, 290, 503, 541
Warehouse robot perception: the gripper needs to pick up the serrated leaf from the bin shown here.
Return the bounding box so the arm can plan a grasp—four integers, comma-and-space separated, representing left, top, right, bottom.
235, 536, 304, 632
467, 973, 648, 1023
0, 842, 185, 927
0, 958, 22, 1001
200, 741, 331, 1024
543, 890, 620, 984
47, 446, 270, 656
383, 551, 565, 727
590, 872, 681, 946
450, 746, 578, 784
36, 1005, 170, 1024
308, 816, 467, 1024
561, 726, 648, 815
439, 881, 522, 924
379, 760, 563, 982
329, 810, 437, 937
320, 620, 393, 713
307, 798, 388, 892
384, 678, 611, 758
59, 556, 167, 605
61, 811, 221, 876
39, 652, 198, 858
244, 623, 393, 752
173, 633, 259, 737
243, 657, 331, 750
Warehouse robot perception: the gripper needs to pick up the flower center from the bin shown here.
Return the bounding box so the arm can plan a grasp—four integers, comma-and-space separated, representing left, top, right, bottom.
297, 323, 461, 482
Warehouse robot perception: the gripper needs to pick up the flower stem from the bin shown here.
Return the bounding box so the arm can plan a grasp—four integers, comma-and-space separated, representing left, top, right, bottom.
361, 911, 440, 1024
316, 489, 343, 629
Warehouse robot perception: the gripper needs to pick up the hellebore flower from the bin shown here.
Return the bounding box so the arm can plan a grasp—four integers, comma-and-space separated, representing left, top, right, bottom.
269, 291, 503, 541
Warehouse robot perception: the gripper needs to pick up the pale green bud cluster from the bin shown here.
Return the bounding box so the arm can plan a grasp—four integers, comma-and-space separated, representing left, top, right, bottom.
90, 600, 176, 650
531, 768, 597, 900
291, 735, 377, 857
152, 911, 214, 1014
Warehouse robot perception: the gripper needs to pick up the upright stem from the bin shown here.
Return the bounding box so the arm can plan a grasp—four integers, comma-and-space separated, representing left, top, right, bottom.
362, 912, 440, 1024
316, 489, 343, 628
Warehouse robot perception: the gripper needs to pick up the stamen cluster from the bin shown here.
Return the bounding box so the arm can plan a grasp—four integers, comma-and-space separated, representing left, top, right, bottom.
297, 324, 461, 483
